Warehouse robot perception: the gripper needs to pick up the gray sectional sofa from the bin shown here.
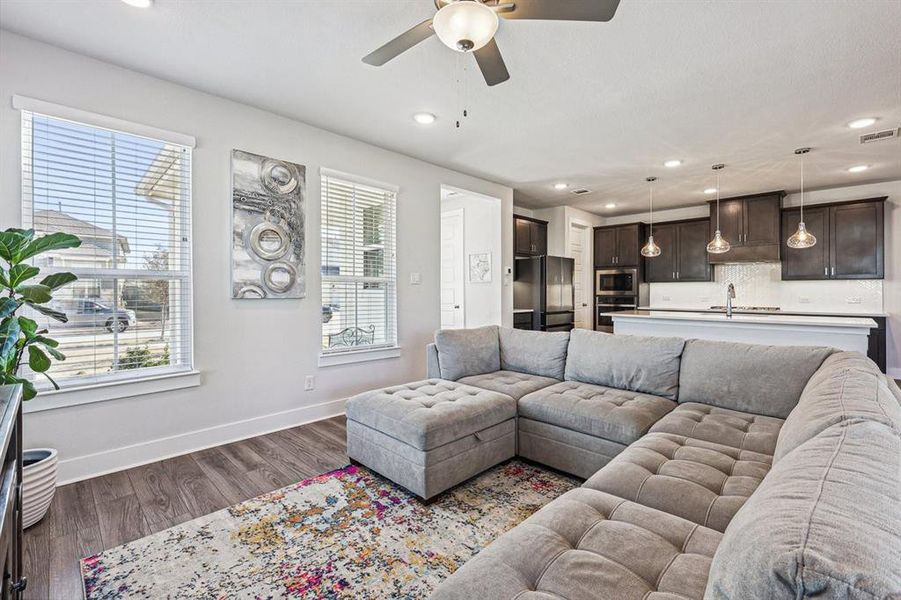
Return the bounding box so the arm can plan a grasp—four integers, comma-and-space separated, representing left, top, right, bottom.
346, 326, 901, 599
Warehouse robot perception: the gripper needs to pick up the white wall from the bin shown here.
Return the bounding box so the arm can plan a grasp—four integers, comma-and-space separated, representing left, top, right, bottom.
0, 31, 514, 482
441, 193, 503, 328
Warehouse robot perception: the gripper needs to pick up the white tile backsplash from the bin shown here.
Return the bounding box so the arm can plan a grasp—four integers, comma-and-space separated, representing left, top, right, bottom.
648, 263, 884, 314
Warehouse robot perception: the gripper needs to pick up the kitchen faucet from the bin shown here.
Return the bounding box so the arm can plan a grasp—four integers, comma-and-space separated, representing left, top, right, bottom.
726, 283, 736, 318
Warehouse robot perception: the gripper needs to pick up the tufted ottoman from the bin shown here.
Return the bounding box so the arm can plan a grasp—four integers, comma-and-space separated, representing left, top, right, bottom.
345, 379, 517, 500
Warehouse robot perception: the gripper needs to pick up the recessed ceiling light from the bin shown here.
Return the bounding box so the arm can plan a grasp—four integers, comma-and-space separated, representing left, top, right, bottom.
413, 112, 436, 125
703, 188, 717, 194
553, 183, 568, 190
121, 0, 152, 7
847, 165, 869, 173
663, 159, 682, 168
847, 117, 877, 129
605, 203, 616, 209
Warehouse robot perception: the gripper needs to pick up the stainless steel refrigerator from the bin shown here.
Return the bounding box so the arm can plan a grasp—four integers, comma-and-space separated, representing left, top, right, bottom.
513, 256, 575, 331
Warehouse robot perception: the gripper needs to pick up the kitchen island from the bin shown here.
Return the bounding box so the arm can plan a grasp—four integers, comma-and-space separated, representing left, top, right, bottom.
607, 310, 876, 353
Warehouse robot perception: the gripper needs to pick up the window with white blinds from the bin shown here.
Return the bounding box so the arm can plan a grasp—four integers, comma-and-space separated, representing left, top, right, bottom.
320, 171, 397, 355
20, 110, 193, 389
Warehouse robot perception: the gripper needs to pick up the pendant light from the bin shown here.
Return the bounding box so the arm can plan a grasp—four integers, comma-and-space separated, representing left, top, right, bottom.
641, 176, 661, 257
787, 147, 817, 249
706, 163, 731, 254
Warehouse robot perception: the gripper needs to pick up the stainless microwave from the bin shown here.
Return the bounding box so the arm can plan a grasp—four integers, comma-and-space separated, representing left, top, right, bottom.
596, 268, 639, 296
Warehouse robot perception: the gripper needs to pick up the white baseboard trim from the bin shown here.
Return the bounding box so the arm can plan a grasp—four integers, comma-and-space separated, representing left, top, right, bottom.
56, 398, 347, 485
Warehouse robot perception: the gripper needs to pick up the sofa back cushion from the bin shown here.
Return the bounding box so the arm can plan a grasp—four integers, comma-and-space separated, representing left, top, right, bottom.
774, 351, 901, 462
705, 419, 901, 599
563, 330, 685, 400
434, 326, 500, 381
678, 339, 833, 419
498, 327, 569, 380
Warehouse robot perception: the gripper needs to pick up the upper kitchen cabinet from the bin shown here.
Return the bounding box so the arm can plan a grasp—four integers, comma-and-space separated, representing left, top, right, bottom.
644, 218, 712, 282
708, 191, 784, 263
514, 215, 548, 257
594, 223, 642, 268
781, 198, 885, 280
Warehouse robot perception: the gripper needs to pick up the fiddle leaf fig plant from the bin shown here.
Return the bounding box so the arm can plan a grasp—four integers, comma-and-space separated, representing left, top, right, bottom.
0, 228, 81, 400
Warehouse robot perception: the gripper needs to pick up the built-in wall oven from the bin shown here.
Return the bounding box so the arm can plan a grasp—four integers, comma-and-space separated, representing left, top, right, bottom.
595, 296, 638, 333
596, 268, 639, 297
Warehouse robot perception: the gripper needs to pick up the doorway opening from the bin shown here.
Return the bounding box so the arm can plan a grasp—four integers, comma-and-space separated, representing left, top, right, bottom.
568, 219, 593, 329
440, 185, 503, 329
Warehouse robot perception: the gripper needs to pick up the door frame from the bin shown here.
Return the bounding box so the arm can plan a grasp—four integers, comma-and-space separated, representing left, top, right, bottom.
440, 207, 466, 329
566, 217, 594, 329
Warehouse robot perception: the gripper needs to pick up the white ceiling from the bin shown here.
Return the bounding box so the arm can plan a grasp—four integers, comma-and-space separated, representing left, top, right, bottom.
2, 0, 899, 216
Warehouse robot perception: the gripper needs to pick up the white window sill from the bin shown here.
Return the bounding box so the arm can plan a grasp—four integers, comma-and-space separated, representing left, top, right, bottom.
318, 346, 402, 367
23, 370, 201, 414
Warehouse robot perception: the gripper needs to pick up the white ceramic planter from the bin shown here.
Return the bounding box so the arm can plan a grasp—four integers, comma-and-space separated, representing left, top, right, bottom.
22, 448, 57, 529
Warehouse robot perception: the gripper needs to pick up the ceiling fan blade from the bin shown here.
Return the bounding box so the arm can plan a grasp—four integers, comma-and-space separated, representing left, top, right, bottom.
473, 39, 510, 86
497, 0, 620, 21
362, 19, 435, 66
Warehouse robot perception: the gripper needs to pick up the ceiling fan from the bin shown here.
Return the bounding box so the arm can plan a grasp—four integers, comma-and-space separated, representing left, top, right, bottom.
362, 0, 621, 86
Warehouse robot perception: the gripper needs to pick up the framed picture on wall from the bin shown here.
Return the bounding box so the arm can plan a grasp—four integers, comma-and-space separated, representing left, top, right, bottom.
468, 252, 492, 283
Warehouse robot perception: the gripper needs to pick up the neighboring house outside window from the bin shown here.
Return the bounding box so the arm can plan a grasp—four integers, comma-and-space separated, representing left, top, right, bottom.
19, 109, 194, 390
320, 170, 397, 354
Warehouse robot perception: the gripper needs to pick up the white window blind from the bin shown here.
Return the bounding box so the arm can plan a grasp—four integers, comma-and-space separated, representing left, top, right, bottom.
20, 110, 193, 389
320, 171, 397, 354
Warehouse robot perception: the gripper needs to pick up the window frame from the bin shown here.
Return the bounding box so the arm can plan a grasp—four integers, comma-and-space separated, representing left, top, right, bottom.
319, 168, 399, 366
15, 97, 198, 408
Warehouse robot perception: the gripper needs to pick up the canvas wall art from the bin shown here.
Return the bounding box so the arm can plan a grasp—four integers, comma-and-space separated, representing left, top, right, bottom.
231, 150, 306, 299
469, 252, 492, 283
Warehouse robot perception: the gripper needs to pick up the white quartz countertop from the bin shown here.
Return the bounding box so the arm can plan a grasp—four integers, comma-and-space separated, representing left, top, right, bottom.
513, 309, 534, 314
639, 306, 888, 318
608, 310, 877, 329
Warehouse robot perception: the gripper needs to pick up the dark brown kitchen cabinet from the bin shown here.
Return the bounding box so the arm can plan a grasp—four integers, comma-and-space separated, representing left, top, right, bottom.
594, 223, 642, 268
644, 218, 711, 282
514, 216, 547, 257
708, 191, 784, 263
781, 198, 884, 280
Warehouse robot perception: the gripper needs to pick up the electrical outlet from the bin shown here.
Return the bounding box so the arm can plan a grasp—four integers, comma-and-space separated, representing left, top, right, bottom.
661, 295, 671, 302
798, 297, 811, 304
409, 272, 422, 285
847, 297, 862, 304
304, 375, 315, 391
698, 296, 710, 303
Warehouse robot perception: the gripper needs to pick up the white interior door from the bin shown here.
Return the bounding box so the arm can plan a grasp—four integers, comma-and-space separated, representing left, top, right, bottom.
440, 209, 465, 329
569, 222, 592, 328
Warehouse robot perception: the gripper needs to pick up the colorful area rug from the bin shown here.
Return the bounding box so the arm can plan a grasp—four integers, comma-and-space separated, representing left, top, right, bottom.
81, 461, 578, 599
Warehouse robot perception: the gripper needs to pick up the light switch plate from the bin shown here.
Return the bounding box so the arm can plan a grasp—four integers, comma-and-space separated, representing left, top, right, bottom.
798, 297, 811, 304
409, 272, 422, 285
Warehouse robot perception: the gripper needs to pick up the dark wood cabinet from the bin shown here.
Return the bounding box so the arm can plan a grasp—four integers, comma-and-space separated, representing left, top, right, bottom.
644, 218, 712, 283
676, 219, 713, 281
781, 206, 830, 279
513, 216, 548, 257
0, 386, 23, 600
594, 223, 642, 268
781, 198, 885, 280
644, 223, 676, 282
708, 192, 784, 263
830, 201, 884, 279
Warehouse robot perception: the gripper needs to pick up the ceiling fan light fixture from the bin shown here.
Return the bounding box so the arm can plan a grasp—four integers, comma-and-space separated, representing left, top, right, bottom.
433, 1, 499, 53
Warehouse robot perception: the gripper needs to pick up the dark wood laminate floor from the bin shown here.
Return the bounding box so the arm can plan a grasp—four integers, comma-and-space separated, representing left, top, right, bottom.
23, 415, 348, 599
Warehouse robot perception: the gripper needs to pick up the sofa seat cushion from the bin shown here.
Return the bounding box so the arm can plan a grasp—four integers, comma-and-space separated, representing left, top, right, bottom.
430, 487, 722, 600
649, 403, 783, 455
345, 379, 515, 451
519, 381, 677, 446
457, 370, 559, 400
582, 433, 771, 532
